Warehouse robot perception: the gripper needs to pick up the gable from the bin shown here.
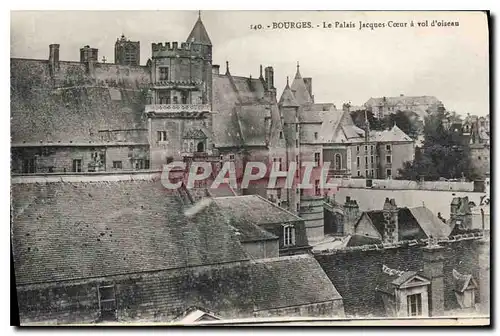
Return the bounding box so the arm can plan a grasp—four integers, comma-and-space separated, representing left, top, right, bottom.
398, 275, 431, 289
355, 213, 382, 240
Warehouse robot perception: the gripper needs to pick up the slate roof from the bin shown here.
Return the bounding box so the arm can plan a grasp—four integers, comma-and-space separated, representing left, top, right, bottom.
211, 74, 278, 148
10, 59, 150, 144
452, 269, 477, 293
345, 234, 382, 247
290, 67, 313, 106
186, 15, 212, 45
278, 82, 300, 107
11, 180, 250, 285
408, 206, 453, 238
212, 195, 303, 225
370, 125, 413, 143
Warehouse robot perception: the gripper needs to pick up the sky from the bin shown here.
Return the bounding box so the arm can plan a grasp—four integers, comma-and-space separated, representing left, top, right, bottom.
10, 10, 490, 116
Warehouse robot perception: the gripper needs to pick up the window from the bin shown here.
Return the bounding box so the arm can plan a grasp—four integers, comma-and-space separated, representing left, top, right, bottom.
357, 170, 361, 177
159, 67, 169, 81
22, 158, 36, 174
296, 203, 300, 213
365, 170, 369, 177
371, 145, 374, 153
371, 156, 374, 164
279, 131, 283, 139
334, 153, 342, 170
315, 179, 321, 196
364, 145, 368, 153
371, 169, 374, 177
386, 155, 392, 164
112, 161, 122, 169
229, 154, 235, 160
356, 156, 360, 168
181, 91, 188, 104
386, 144, 392, 151
157, 131, 167, 142
72, 159, 82, 172
98, 284, 117, 321
365, 156, 368, 165
478, 156, 481, 160
283, 225, 295, 247
356, 145, 360, 153
145, 160, 150, 169
173, 96, 178, 104
314, 132, 318, 140
295, 139, 299, 148
407, 293, 422, 317
386, 169, 392, 178
314, 152, 321, 166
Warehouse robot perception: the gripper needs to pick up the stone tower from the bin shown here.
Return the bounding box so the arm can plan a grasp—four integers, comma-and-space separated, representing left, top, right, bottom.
279, 63, 325, 243
145, 13, 214, 169
114, 34, 140, 66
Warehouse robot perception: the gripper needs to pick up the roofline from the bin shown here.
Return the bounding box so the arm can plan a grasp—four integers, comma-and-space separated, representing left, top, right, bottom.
11, 142, 149, 148
253, 194, 305, 221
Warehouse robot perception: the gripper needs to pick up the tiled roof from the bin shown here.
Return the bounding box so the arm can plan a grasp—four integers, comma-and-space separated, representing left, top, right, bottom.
10, 59, 150, 144
186, 16, 212, 45
212, 74, 278, 148
345, 234, 382, 247
452, 269, 477, 293
370, 125, 413, 143
212, 195, 302, 225
408, 206, 453, 238
278, 83, 299, 108
11, 180, 249, 285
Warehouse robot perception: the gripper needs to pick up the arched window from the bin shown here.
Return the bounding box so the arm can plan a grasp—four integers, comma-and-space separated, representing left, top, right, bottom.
197, 142, 205, 152
283, 225, 295, 247
335, 153, 342, 170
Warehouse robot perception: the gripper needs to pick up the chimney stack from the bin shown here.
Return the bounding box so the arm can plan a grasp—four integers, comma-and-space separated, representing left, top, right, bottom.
343, 196, 360, 235
264, 66, 274, 90
212, 64, 220, 75
422, 245, 445, 317
382, 197, 398, 243
48, 44, 60, 75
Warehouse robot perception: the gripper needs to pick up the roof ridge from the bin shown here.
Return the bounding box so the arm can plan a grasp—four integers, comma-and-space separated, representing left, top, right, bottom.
254, 194, 303, 221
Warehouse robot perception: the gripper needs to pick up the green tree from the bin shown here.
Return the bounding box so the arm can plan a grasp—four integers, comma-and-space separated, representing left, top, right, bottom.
397, 109, 477, 181
384, 110, 421, 140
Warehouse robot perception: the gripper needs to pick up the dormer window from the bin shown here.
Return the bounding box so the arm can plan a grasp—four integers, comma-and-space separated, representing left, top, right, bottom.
159, 67, 169, 81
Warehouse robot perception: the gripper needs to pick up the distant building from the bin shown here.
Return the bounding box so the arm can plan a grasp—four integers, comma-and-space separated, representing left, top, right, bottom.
80, 45, 99, 63
114, 34, 140, 66
462, 114, 490, 179
364, 94, 443, 120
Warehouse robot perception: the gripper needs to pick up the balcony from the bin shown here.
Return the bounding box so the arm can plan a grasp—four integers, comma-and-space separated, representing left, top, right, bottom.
145, 104, 211, 114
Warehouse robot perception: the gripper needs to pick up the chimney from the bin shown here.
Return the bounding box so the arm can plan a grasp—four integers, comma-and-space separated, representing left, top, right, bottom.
382, 198, 398, 243
80, 45, 99, 63
422, 245, 445, 317
264, 66, 274, 90
343, 196, 360, 235
450, 197, 472, 229
212, 64, 220, 75
48, 44, 60, 75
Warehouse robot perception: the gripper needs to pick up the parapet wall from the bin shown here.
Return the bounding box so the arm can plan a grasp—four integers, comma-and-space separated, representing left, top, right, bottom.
331, 178, 474, 192
151, 42, 210, 59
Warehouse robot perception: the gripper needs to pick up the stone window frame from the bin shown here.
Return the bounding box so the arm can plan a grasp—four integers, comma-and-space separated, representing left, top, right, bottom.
282, 224, 296, 247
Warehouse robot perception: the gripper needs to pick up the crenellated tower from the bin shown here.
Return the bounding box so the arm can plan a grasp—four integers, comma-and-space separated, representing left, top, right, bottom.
145, 13, 215, 169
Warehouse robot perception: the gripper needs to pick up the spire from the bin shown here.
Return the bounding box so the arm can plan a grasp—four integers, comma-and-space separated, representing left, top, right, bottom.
186, 11, 212, 45
295, 61, 301, 79
279, 78, 299, 108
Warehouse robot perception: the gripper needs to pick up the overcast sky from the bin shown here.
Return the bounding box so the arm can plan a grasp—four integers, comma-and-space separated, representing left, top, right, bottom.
11, 10, 489, 116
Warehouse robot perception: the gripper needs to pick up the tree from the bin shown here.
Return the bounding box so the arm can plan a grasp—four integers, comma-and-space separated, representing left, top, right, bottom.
384, 110, 421, 140
397, 109, 478, 181
350, 109, 384, 131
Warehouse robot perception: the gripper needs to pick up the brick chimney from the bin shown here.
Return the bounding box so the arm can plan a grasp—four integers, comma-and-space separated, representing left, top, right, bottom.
48, 44, 60, 75
382, 197, 398, 243
264, 66, 274, 90
343, 196, 360, 235
422, 244, 445, 317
